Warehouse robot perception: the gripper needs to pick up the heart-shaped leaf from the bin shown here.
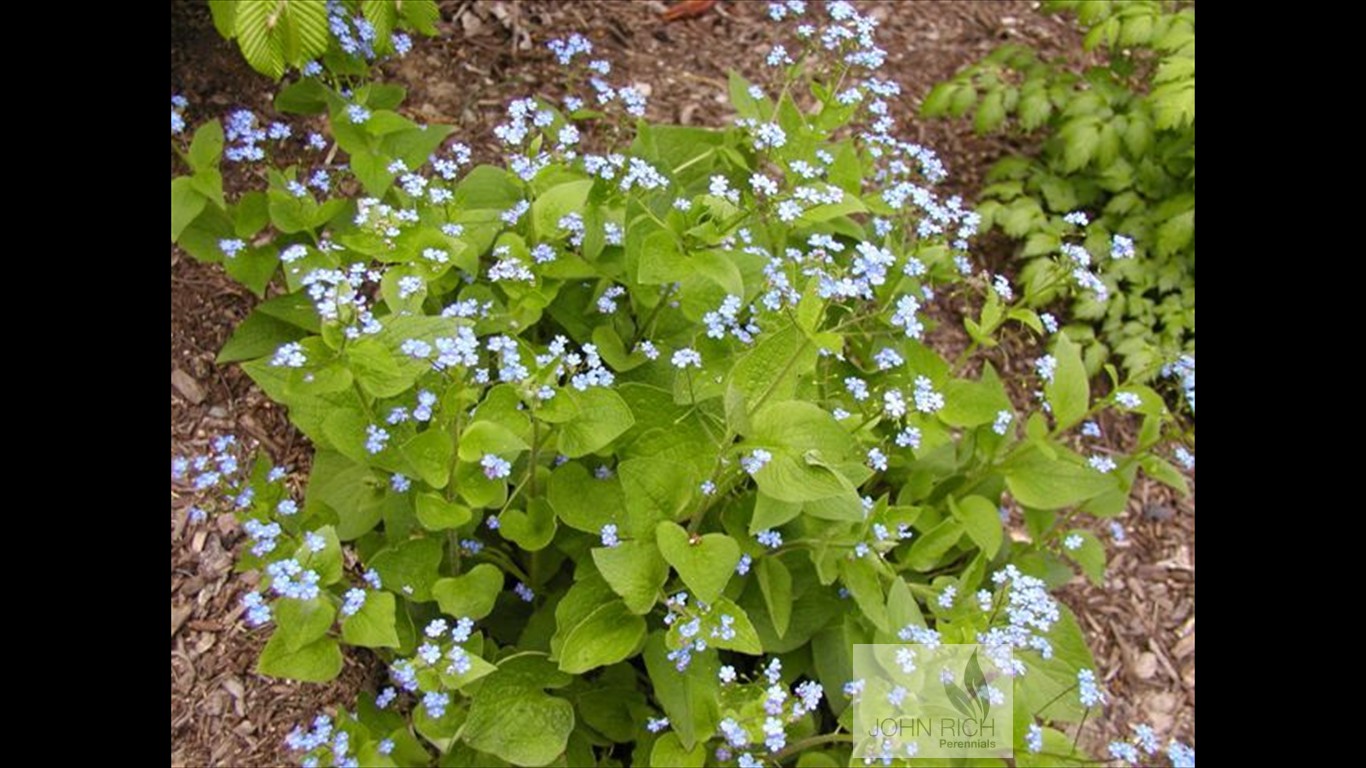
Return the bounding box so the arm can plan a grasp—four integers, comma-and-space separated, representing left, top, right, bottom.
656, 521, 740, 605
499, 498, 557, 551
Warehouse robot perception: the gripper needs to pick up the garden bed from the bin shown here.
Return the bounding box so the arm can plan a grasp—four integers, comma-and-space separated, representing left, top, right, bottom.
170, 2, 1193, 765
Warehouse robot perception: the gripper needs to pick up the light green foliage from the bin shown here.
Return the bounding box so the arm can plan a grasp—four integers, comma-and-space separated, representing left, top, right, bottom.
923, 1, 1195, 381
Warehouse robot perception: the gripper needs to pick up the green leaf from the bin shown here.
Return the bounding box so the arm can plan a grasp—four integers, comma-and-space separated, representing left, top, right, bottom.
369, 537, 443, 602
885, 577, 925, 632
403, 428, 454, 489
170, 177, 207, 242
274, 78, 333, 114
547, 461, 624, 533
1140, 455, 1189, 495
499, 499, 558, 551
1014, 606, 1095, 723
432, 563, 504, 620
1046, 333, 1089, 430
974, 90, 1006, 134
223, 245, 279, 297
656, 521, 740, 605
301, 525, 344, 585
557, 600, 646, 674
904, 518, 964, 572
257, 633, 342, 682
557, 388, 635, 457
749, 492, 803, 534
399, 0, 440, 33
416, 492, 472, 531
706, 597, 763, 654
651, 732, 706, 768
1063, 529, 1106, 585
1004, 449, 1116, 510
188, 120, 224, 173
1156, 209, 1195, 256
748, 400, 856, 460
273, 596, 336, 652
620, 457, 695, 537
729, 323, 815, 412
459, 421, 529, 462
838, 556, 889, 632
1060, 118, 1100, 172
462, 655, 575, 766
216, 304, 309, 364
207, 0, 237, 37
592, 541, 669, 614
642, 633, 719, 750
751, 452, 851, 504
756, 556, 792, 638
532, 179, 593, 240
729, 70, 763, 121
304, 451, 385, 540
939, 368, 1013, 429
949, 495, 1004, 555
341, 590, 400, 648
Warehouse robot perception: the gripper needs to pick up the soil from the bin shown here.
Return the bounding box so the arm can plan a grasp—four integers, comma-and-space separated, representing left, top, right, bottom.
170, 2, 1194, 765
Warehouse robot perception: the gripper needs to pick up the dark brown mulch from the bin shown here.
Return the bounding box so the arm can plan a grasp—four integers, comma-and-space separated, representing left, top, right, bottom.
171, 2, 1192, 765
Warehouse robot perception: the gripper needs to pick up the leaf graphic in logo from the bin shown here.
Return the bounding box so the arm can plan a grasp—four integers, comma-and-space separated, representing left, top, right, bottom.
965, 650, 990, 721
943, 677, 976, 720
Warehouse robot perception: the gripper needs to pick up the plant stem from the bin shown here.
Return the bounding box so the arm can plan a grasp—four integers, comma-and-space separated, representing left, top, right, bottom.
772, 732, 852, 763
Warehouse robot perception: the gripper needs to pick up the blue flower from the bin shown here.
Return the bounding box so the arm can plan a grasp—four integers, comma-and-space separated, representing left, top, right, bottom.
600, 524, 620, 548
481, 454, 512, 479
742, 449, 773, 476
671, 348, 702, 369
1088, 454, 1117, 473
992, 410, 1013, 435
1077, 668, 1106, 707
756, 529, 783, 549
340, 588, 366, 617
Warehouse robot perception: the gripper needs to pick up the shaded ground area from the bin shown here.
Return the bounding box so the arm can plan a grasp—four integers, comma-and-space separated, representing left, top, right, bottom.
170, 2, 1193, 764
